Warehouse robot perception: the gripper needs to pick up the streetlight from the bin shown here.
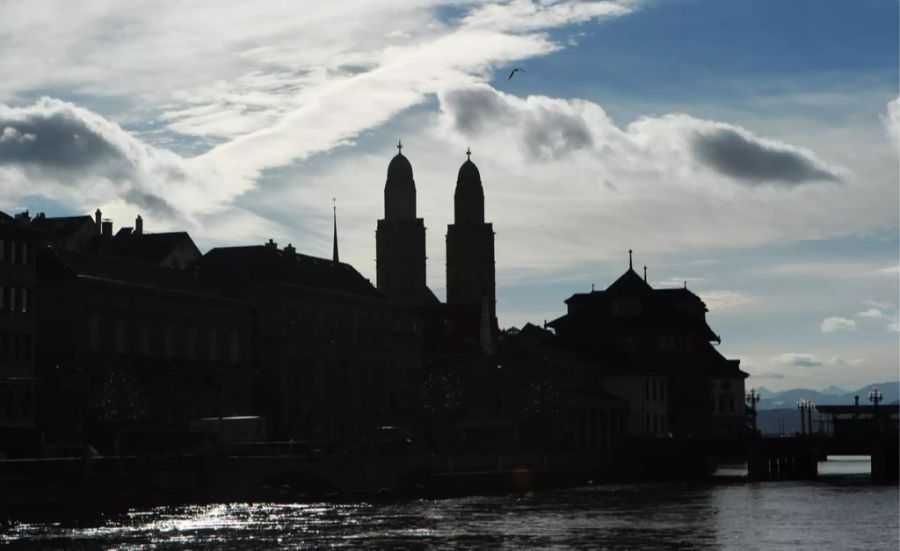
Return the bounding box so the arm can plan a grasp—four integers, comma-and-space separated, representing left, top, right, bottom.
806, 402, 814, 435
797, 399, 810, 435
746, 388, 761, 433
868, 387, 883, 407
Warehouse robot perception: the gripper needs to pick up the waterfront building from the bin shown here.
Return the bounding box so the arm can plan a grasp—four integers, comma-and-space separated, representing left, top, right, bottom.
548, 255, 748, 438
34, 245, 254, 453
0, 212, 43, 456
200, 240, 420, 445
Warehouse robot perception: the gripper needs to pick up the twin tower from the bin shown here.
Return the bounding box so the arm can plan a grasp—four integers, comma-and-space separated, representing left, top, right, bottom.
375, 142, 496, 321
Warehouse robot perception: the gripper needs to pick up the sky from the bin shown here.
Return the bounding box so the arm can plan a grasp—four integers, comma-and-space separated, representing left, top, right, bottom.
0, 0, 897, 391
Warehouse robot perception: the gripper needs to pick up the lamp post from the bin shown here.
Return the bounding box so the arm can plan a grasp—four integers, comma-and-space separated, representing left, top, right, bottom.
745, 388, 761, 433
797, 399, 809, 435
868, 387, 883, 408
806, 402, 814, 435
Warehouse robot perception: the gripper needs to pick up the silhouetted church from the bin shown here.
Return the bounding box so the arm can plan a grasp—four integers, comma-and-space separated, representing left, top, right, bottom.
376, 142, 496, 326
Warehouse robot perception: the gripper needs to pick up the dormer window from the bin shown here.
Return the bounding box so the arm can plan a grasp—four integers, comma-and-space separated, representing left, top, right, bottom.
611, 298, 640, 316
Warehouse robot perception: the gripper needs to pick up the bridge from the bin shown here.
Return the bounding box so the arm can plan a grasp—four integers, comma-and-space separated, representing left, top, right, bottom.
747, 404, 898, 482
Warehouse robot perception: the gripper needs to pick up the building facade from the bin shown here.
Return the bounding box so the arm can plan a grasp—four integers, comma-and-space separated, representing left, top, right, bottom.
549, 257, 748, 438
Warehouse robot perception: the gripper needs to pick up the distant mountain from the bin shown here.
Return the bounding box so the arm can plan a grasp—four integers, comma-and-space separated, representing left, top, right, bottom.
754, 381, 899, 410
820, 385, 847, 396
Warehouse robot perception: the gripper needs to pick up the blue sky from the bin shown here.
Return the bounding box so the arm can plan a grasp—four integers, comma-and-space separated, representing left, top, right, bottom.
0, 0, 897, 391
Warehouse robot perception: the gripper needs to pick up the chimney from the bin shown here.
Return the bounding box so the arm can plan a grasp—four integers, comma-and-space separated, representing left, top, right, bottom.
102, 219, 113, 237
284, 243, 296, 256
135, 214, 143, 235
265, 238, 278, 250
643, 266, 647, 282
95, 209, 102, 234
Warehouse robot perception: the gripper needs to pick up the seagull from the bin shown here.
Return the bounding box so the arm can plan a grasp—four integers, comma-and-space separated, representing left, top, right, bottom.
508, 67, 525, 80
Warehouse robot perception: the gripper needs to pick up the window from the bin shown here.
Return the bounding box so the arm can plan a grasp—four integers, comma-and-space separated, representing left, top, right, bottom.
20, 243, 27, 265
644, 379, 650, 401
187, 326, 198, 359
652, 380, 658, 402
88, 315, 100, 352
660, 336, 675, 350
163, 324, 174, 358
139, 323, 151, 355
20, 288, 27, 313
115, 319, 126, 354
660, 380, 666, 402
208, 328, 218, 361
9, 241, 15, 264
229, 331, 240, 363
611, 298, 641, 317
9, 287, 15, 312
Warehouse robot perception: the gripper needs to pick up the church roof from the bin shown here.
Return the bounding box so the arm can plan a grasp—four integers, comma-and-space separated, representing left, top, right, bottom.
456, 158, 482, 190
387, 152, 414, 184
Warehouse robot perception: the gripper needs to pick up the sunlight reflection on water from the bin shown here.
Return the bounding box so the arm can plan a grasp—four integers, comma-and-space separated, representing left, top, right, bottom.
3, 468, 897, 550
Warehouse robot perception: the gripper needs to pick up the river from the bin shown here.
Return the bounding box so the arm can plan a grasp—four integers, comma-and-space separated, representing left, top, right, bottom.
2, 457, 896, 549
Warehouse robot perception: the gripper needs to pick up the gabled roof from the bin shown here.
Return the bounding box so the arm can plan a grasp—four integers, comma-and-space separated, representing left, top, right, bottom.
87, 231, 200, 264
202, 245, 382, 298
606, 267, 652, 294
31, 215, 94, 235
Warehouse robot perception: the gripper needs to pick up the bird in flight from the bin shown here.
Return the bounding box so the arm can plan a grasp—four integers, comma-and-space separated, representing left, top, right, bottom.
508, 67, 525, 80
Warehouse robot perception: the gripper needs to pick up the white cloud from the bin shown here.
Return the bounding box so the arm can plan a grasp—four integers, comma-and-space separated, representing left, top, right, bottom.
698, 290, 755, 311
855, 308, 883, 318
882, 95, 900, 147
821, 316, 857, 332
773, 353, 824, 368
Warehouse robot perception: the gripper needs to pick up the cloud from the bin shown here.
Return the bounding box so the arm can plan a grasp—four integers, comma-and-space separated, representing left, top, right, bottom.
691, 126, 842, 184
855, 308, 883, 318
0, 98, 191, 219
439, 84, 844, 184
821, 316, 857, 333
882, 96, 900, 147
698, 290, 755, 311
826, 356, 865, 368
774, 353, 824, 368
748, 371, 785, 380
442, 86, 593, 159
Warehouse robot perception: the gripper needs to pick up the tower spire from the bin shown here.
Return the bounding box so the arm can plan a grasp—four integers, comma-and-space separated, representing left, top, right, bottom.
332, 198, 339, 263
628, 249, 633, 270
397, 140, 403, 154
466, 146, 471, 161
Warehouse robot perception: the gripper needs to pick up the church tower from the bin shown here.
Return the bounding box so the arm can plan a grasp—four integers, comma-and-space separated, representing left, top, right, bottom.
376, 141, 428, 304
446, 149, 496, 322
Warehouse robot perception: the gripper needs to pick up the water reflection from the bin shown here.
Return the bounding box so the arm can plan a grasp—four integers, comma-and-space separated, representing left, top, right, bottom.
3, 470, 897, 550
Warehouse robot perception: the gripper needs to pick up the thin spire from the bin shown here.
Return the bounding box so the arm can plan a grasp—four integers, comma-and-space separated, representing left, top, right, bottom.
332, 198, 339, 263
396, 140, 403, 154
466, 146, 471, 161
643, 266, 647, 282
628, 249, 633, 270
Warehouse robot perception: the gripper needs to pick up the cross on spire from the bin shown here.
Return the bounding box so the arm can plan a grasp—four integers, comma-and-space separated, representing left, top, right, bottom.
332, 197, 339, 263
466, 146, 471, 160
396, 140, 403, 154
628, 249, 633, 269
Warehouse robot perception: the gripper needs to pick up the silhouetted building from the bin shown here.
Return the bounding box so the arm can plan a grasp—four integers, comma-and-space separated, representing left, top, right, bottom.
201, 241, 419, 445
375, 142, 436, 305
32, 210, 201, 271
0, 212, 43, 455
446, 150, 497, 325
35, 246, 254, 453
548, 254, 747, 438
